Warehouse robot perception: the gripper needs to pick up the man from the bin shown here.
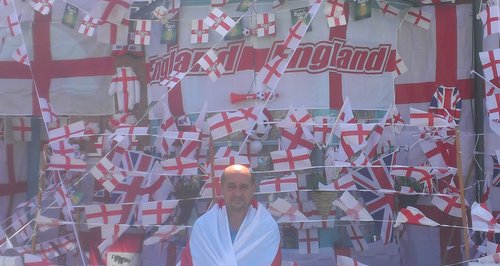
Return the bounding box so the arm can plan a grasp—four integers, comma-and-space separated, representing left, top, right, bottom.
180, 164, 281, 265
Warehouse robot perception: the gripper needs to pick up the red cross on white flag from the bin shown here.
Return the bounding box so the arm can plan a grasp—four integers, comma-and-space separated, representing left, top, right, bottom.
29, 0, 54, 15
410, 107, 454, 127
204, 8, 236, 37
134, 20, 152, 45
90, 157, 126, 192
211, 156, 250, 178
200, 176, 222, 198
207, 110, 247, 140
268, 198, 308, 222
404, 7, 432, 30
313, 116, 333, 146
109, 67, 141, 113
47, 155, 86, 171
479, 4, 500, 37
198, 49, 226, 82
339, 123, 376, 152
318, 172, 357, 191
345, 221, 368, 252
256, 13, 276, 37
471, 202, 500, 233
6, 13, 21, 36
279, 126, 316, 151
431, 195, 468, 218
48, 120, 85, 143
323, 0, 345, 17
278, 107, 315, 129
140, 200, 178, 225
84, 204, 128, 228
486, 91, 500, 135
271, 148, 311, 171
38, 97, 57, 123
98, 224, 129, 254
333, 191, 373, 221
11, 117, 32, 141
214, 146, 238, 159
153, 6, 169, 24
78, 14, 100, 37
391, 166, 435, 193
161, 157, 199, 176
418, 138, 451, 167
256, 55, 287, 89
191, 19, 209, 44
144, 225, 186, 245
375, 0, 400, 17
298, 228, 319, 254
480, 48, 500, 82
259, 172, 298, 193
283, 20, 308, 51
393, 206, 439, 227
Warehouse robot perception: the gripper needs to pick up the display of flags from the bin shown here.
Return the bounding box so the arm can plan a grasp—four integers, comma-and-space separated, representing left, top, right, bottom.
191, 19, 209, 44
429, 86, 462, 124
256, 13, 276, 37
479, 48, 500, 82
259, 173, 298, 193
332, 191, 373, 221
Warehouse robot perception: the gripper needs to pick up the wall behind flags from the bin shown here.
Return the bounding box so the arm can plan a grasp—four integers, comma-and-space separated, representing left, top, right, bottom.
1, 0, 499, 265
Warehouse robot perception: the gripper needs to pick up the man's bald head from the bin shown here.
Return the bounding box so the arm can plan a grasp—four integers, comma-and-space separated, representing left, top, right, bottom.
220, 164, 255, 185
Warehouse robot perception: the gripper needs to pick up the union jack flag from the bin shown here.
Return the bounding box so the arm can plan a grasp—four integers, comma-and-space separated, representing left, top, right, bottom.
120, 150, 158, 173
492, 155, 500, 187
429, 86, 462, 124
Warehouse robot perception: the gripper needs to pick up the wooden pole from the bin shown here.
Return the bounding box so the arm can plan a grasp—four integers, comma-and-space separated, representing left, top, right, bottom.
31, 145, 48, 253
455, 126, 470, 261
209, 136, 217, 206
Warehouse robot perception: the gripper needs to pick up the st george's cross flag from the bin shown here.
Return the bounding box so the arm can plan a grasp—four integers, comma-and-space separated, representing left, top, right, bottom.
431, 195, 468, 218
298, 228, 319, 254
318, 172, 357, 191
47, 155, 86, 171
11, 44, 29, 66
375, 0, 400, 17
267, 198, 308, 223
6, 13, 21, 36
256, 55, 287, 90
0, 0, 115, 115
478, 3, 500, 37
471, 201, 500, 233
259, 172, 298, 193
332, 191, 374, 221
11, 117, 32, 141
323, 0, 345, 17
393, 206, 439, 227
404, 8, 432, 30
271, 148, 311, 171
161, 157, 199, 176
140, 200, 178, 225
207, 110, 247, 140
279, 125, 316, 151
84, 203, 129, 228
480, 48, 500, 82
144, 225, 186, 245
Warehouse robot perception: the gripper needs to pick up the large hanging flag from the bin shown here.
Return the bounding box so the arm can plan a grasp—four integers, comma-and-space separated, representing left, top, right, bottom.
0, 1, 115, 115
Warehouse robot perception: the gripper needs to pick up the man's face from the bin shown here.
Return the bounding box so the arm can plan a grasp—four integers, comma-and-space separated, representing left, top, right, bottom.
221, 171, 256, 214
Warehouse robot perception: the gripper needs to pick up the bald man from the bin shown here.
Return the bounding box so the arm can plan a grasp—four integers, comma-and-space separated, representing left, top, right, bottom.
180, 165, 281, 266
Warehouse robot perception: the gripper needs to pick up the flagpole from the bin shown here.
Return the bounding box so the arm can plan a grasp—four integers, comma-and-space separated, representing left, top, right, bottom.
455, 126, 470, 260
31, 145, 48, 253
209, 136, 217, 206
325, 98, 349, 149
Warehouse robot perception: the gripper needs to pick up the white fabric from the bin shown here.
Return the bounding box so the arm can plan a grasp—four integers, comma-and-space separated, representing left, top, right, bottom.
188, 202, 280, 266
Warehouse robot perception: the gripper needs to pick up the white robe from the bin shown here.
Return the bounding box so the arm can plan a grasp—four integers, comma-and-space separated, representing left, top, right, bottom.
182, 201, 280, 266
